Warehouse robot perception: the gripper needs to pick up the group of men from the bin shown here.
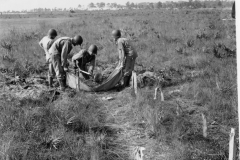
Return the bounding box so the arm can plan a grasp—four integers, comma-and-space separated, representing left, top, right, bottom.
39, 29, 138, 91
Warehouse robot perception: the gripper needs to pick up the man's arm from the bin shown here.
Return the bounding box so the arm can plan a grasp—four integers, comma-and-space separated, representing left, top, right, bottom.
72, 50, 87, 70
88, 57, 96, 75
118, 41, 125, 68
47, 40, 54, 51
72, 49, 85, 62
61, 41, 72, 69
39, 40, 44, 49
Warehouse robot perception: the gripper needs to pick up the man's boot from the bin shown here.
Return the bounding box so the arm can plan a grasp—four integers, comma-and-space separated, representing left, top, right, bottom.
124, 75, 131, 88
62, 77, 67, 87
48, 77, 53, 88
62, 73, 67, 87
58, 79, 66, 91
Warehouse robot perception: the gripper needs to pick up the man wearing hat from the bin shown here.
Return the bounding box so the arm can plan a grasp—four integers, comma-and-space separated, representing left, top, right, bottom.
72, 44, 98, 79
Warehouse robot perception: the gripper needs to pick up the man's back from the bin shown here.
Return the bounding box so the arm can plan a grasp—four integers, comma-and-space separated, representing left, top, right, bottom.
49, 37, 72, 55
39, 36, 54, 54
72, 49, 96, 67
117, 38, 137, 57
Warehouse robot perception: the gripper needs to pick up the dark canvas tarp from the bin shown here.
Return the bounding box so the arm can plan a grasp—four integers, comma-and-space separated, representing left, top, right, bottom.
66, 65, 123, 92
93, 65, 123, 92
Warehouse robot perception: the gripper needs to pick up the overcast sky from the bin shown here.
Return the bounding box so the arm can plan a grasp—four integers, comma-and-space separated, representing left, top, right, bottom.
0, 0, 184, 11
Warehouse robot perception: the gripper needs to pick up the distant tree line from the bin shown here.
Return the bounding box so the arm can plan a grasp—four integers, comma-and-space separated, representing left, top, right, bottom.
2, 0, 235, 13
87, 2, 124, 9
86, 0, 234, 10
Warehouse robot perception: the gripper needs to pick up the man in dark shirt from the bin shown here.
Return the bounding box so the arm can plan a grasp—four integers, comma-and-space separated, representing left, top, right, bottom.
72, 45, 98, 79
112, 29, 138, 88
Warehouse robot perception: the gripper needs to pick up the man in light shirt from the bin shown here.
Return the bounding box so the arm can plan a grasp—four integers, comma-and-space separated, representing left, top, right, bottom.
112, 29, 138, 88
48, 35, 83, 91
39, 29, 57, 88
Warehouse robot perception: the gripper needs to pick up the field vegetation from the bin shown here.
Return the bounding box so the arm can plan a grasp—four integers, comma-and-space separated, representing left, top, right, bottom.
0, 8, 237, 160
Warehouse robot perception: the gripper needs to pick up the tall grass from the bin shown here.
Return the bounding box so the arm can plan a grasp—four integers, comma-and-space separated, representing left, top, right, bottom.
0, 92, 130, 160
0, 8, 236, 159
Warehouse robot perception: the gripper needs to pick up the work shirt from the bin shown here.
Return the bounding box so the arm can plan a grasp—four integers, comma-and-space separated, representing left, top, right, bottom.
72, 49, 96, 73
116, 38, 137, 67
39, 36, 54, 62
49, 37, 73, 68
116, 38, 137, 57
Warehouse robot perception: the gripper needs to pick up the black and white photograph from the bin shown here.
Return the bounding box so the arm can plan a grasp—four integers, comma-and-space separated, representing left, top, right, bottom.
0, 0, 238, 159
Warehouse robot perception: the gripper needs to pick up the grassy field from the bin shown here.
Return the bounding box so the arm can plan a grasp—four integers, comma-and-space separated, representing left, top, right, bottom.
0, 17, 83, 38
0, 8, 237, 160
